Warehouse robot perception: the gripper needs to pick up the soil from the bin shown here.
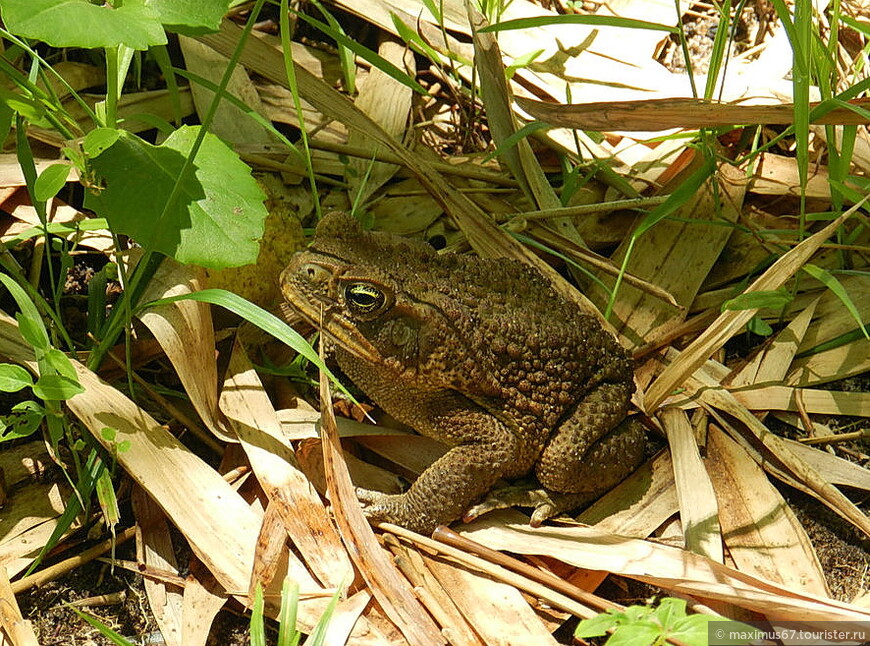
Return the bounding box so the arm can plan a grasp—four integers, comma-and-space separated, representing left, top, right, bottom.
18, 540, 255, 646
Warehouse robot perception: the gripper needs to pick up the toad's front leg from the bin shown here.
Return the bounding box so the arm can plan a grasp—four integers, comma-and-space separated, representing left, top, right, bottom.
357, 400, 522, 535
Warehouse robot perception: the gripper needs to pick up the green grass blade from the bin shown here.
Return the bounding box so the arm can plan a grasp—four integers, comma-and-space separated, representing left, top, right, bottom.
278, 578, 301, 646
479, 14, 678, 33
138, 288, 352, 398
67, 606, 137, 646
802, 264, 869, 339
290, 10, 429, 95
250, 584, 266, 646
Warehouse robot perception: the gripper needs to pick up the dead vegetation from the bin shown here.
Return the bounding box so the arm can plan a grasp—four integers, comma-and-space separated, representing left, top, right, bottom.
1, 0, 869, 644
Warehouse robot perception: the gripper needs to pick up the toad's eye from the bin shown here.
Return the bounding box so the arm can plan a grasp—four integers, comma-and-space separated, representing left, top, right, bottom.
345, 283, 385, 314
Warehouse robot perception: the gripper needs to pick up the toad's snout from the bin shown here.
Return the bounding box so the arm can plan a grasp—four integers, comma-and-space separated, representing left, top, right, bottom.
281, 254, 332, 293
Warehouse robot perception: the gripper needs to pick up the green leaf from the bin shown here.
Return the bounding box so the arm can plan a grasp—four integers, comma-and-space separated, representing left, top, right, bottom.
653, 597, 687, 630
0, 0, 167, 50
305, 578, 344, 646
292, 10, 428, 96
669, 614, 718, 646
33, 163, 72, 202
140, 288, 356, 402
747, 316, 774, 336
95, 467, 120, 527
85, 127, 267, 269
32, 374, 85, 400
0, 401, 45, 442
0, 86, 48, 124
0, 363, 33, 392
575, 611, 620, 638
634, 152, 716, 238
0, 273, 50, 352
722, 288, 793, 312
83, 128, 122, 157
608, 621, 663, 646
43, 347, 79, 380
482, 121, 551, 164
0, 99, 12, 144
149, 0, 230, 35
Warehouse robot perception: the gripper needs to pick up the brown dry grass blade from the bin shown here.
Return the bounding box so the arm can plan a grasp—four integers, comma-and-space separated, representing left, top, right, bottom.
317, 369, 445, 645
685, 365, 870, 539
0, 312, 257, 595
220, 340, 352, 589
347, 39, 413, 207
466, 1, 559, 211
645, 208, 857, 410
659, 409, 722, 562
517, 96, 870, 131
463, 516, 870, 623
137, 258, 234, 442
578, 449, 679, 537
706, 427, 830, 597
0, 565, 39, 646
131, 487, 186, 646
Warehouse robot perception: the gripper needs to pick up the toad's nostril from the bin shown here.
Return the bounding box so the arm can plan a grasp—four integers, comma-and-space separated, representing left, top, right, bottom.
301, 262, 329, 284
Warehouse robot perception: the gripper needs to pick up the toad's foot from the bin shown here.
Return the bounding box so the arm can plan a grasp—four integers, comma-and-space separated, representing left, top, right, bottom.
355, 487, 442, 535
463, 485, 594, 527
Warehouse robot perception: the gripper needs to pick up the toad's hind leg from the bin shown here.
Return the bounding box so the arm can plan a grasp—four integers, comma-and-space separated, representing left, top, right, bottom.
536, 381, 643, 495
465, 381, 644, 525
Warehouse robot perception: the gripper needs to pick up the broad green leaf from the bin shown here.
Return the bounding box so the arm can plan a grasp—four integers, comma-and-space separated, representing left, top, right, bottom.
33, 163, 72, 201
0, 0, 167, 50
85, 127, 267, 269
149, 0, 230, 35
575, 612, 620, 638
747, 316, 774, 336
608, 622, 662, 646
0, 401, 45, 442
32, 374, 85, 400
670, 614, 718, 646
83, 128, 122, 157
0, 363, 33, 392
0, 273, 50, 352
653, 597, 687, 630
722, 288, 793, 312
43, 347, 79, 380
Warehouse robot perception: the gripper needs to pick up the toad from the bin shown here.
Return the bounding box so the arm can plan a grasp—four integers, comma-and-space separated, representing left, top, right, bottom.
280, 212, 644, 534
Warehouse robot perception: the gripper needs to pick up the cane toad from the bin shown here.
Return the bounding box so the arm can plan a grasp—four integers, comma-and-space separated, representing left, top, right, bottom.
280, 212, 644, 534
